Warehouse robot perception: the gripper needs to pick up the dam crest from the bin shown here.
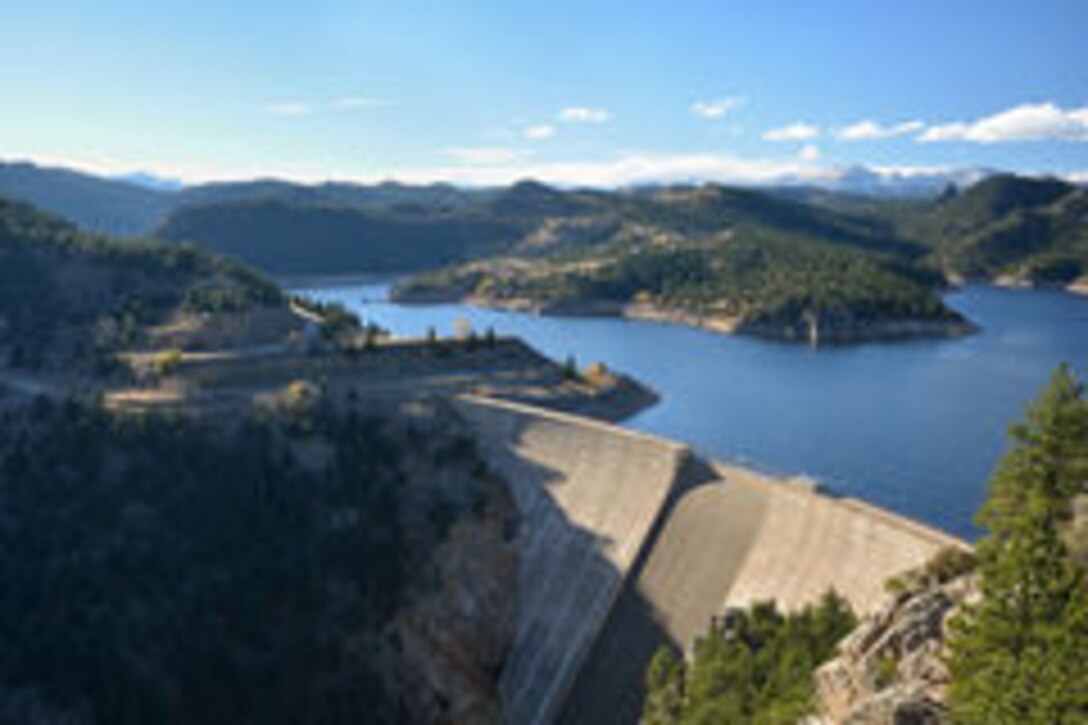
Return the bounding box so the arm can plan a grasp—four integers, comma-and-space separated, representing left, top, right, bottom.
452, 395, 967, 725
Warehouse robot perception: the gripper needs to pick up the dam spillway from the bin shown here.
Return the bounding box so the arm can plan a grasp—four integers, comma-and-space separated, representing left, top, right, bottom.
453, 396, 967, 725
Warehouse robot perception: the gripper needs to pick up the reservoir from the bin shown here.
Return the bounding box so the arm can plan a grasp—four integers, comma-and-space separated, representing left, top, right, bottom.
298, 283, 1088, 539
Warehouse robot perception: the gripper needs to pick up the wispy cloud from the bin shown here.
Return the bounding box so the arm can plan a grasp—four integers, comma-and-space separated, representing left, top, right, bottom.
263, 101, 312, 117
835, 119, 924, 141
558, 107, 612, 123
444, 147, 531, 165
763, 122, 819, 142
524, 124, 556, 140
799, 144, 821, 162
690, 96, 745, 119
919, 102, 1088, 143
330, 96, 396, 110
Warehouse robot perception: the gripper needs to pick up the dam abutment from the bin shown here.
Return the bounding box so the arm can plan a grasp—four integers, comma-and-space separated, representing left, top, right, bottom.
453, 395, 967, 724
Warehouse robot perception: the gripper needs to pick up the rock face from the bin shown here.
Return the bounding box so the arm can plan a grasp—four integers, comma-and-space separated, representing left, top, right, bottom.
815, 574, 978, 724
395, 512, 519, 724
380, 400, 521, 725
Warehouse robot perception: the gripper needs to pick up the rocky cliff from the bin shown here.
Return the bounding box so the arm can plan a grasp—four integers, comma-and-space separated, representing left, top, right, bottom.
814, 551, 978, 724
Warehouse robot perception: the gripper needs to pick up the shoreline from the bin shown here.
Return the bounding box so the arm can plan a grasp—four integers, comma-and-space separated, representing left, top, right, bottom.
391, 289, 978, 345
987, 275, 1088, 297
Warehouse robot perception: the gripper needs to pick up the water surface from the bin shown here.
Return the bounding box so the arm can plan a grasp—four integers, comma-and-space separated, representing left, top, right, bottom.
299, 283, 1088, 539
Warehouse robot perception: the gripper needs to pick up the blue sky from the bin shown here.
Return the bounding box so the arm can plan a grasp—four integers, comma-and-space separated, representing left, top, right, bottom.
2, 0, 1087, 185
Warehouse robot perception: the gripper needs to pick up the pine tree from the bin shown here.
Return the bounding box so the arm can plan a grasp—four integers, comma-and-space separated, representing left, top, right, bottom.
643, 647, 685, 725
948, 365, 1088, 723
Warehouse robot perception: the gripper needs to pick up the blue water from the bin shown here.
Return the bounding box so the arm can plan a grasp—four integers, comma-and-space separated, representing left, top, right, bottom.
300, 283, 1088, 539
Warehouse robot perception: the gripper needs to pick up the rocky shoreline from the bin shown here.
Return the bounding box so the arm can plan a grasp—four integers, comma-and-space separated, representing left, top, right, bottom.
391, 287, 978, 345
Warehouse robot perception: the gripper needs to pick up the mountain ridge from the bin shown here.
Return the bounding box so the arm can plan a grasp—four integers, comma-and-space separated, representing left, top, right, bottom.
0, 159, 1005, 237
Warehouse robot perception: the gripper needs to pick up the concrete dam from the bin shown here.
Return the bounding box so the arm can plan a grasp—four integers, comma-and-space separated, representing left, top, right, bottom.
453, 396, 967, 725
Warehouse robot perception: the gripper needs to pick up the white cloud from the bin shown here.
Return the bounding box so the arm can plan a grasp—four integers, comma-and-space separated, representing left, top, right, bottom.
919, 102, 1088, 143
558, 107, 611, 123
835, 119, 924, 141
690, 96, 745, 119
10, 149, 832, 188
330, 96, 396, 110
381, 152, 842, 188
263, 101, 312, 117
524, 124, 556, 140
799, 144, 821, 162
763, 122, 819, 142
444, 147, 531, 165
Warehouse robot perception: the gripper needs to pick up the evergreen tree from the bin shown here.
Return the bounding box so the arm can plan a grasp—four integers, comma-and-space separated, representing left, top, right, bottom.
643, 648, 685, 725
642, 593, 854, 724
948, 365, 1088, 723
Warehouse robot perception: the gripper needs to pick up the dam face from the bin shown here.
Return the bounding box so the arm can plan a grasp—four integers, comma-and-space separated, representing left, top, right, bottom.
453, 396, 966, 725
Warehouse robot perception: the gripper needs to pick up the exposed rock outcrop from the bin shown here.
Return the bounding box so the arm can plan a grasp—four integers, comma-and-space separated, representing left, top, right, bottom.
815, 566, 978, 724
378, 400, 521, 724
395, 509, 519, 724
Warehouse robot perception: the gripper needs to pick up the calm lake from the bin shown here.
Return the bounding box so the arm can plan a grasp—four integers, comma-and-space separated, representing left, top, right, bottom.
299, 283, 1088, 539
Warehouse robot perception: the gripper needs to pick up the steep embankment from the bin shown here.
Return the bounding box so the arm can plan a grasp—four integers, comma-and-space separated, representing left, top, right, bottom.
453, 396, 966, 724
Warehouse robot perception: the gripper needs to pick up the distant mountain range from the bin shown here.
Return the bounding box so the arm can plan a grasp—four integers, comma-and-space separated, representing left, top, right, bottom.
787, 164, 996, 197
0, 157, 1083, 345
0, 161, 492, 236
112, 171, 185, 191
0, 159, 1083, 291
0, 159, 1009, 238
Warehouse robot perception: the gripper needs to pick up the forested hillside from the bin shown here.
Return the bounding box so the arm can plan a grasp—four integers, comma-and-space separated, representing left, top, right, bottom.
393, 182, 970, 343
0, 162, 173, 236
0, 197, 282, 370
0, 393, 517, 724
904, 175, 1088, 283
156, 198, 523, 276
